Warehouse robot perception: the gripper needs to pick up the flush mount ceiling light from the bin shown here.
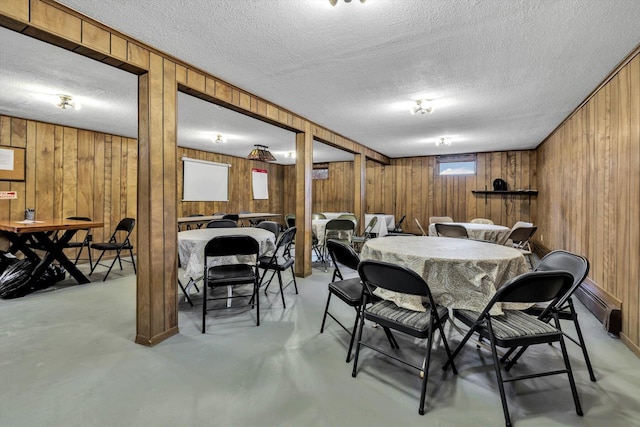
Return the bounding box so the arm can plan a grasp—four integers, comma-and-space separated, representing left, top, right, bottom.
411, 99, 433, 115
56, 94, 80, 110
329, 0, 366, 5
247, 145, 277, 162
213, 134, 226, 144
435, 137, 451, 147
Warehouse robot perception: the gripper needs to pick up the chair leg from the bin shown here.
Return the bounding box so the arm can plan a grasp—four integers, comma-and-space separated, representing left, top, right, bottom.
443, 324, 477, 371
437, 321, 457, 375
289, 265, 298, 294
254, 277, 260, 327
351, 304, 367, 378
102, 254, 120, 281
129, 247, 137, 274
346, 306, 360, 363
202, 285, 207, 333
418, 325, 435, 415
555, 316, 584, 416
320, 292, 333, 333
382, 326, 399, 349
89, 250, 106, 275
567, 300, 596, 382
276, 270, 286, 308
486, 319, 513, 427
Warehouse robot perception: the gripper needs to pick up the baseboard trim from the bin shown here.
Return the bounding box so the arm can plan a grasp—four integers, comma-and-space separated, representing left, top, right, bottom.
620, 333, 640, 357
135, 326, 179, 346
574, 278, 622, 335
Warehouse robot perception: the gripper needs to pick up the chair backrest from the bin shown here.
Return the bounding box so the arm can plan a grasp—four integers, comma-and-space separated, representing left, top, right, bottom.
414, 218, 427, 236
512, 220, 533, 229
435, 223, 468, 238
255, 221, 279, 237
392, 214, 406, 232
325, 219, 355, 243
490, 270, 573, 306
358, 260, 437, 307
109, 217, 135, 245
275, 226, 296, 256
204, 235, 259, 259
534, 250, 590, 307
327, 239, 360, 273
312, 213, 326, 220
362, 216, 378, 235
206, 219, 238, 228
429, 216, 453, 224
337, 213, 358, 227
285, 214, 295, 229
221, 214, 239, 222
470, 218, 494, 225
507, 226, 537, 248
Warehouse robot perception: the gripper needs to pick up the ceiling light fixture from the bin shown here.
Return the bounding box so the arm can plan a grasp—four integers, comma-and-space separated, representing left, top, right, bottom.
411, 99, 433, 115
247, 145, 277, 162
329, 0, 366, 6
435, 137, 451, 147
56, 94, 80, 110
214, 134, 226, 144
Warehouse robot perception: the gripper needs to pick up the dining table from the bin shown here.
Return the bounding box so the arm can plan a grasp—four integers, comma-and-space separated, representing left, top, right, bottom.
0, 218, 104, 285
360, 236, 529, 314
428, 221, 511, 244
364, 214, 395, 237
177, 227, 277, 305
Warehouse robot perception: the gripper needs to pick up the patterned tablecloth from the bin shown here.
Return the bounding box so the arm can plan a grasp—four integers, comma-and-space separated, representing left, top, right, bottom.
178, 227, 276, 279
360, 236, 529, 314
428, 222, 511, 244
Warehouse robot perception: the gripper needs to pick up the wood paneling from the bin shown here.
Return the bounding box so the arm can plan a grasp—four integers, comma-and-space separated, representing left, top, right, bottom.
177, 148, 285, 219
311, 161, 354, 214
364, 152, 537, 235
536, 52, 640, 354
0, 114, 137, 256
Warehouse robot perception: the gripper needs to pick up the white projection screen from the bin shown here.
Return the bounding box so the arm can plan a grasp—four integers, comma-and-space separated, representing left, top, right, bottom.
182, 157, 230, 201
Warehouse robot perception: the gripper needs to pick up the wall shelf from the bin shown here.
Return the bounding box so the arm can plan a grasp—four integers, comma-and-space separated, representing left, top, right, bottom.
472, 190, 538, 205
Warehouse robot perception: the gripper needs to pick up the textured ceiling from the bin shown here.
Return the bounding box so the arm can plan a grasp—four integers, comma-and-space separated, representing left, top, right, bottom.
2, 0, 640, 162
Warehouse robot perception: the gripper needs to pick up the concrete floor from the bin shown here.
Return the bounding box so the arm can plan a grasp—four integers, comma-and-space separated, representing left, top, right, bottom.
1, 260, 639, 427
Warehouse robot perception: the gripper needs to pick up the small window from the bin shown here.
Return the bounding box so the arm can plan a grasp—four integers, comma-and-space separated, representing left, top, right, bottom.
437, 154, 476, 176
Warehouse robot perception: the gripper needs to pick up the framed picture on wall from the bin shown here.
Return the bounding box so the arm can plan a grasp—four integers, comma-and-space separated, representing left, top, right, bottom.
0, 146, 26, 181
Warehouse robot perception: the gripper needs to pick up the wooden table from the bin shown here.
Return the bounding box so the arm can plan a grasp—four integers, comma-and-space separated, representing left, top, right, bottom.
0, 219, 104, 285
360, 236, 529, 314
178, 213, 281, 229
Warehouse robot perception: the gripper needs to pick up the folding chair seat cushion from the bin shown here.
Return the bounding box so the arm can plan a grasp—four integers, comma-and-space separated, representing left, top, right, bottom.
258, 254, 294, 271
456, 309, 559, 342
91, 241, 133, 251
206, 264, 257, 285
328, 277, 363, 305
367, 299, 449, 337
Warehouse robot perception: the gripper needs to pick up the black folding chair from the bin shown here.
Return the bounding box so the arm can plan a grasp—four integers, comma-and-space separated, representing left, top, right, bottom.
443, 270, 582, 427
206, 219, 238, 228
254, 221, 279, 238
353, 260, 457, 415
258, 227, 298, 308
89, 217, 136, 281
501, 250, 596, 381
202, 235, 260, 332
60, 216, 94, 269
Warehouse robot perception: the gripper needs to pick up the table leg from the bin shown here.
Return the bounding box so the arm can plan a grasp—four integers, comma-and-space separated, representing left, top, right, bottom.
32, 230, 90, 284
1, 231, 42, 262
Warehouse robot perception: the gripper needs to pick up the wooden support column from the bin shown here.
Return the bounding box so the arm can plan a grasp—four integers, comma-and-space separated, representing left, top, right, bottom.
135, 53, 179, 345
354, 152, 366, 233
294, 124, 313, 277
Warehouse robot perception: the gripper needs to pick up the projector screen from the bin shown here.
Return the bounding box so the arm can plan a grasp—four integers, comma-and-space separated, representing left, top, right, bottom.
182, 157, 231, 201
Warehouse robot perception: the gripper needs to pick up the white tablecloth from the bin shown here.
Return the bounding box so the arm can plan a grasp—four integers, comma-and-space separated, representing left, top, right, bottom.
360, 236, 529, 314
428, 222, 511, 244
364, 214, 395, 237
178, 228, 276, 280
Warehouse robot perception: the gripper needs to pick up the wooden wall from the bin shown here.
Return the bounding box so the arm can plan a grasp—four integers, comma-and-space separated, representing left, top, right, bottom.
311, 162, 354, 214
536, 52, 640, 353
0, 114, 137, 256
365, 151, 537, 234
177, 147, 285, 221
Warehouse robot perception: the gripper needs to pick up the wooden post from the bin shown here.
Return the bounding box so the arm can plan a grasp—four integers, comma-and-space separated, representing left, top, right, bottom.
294, 124, 313, 277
